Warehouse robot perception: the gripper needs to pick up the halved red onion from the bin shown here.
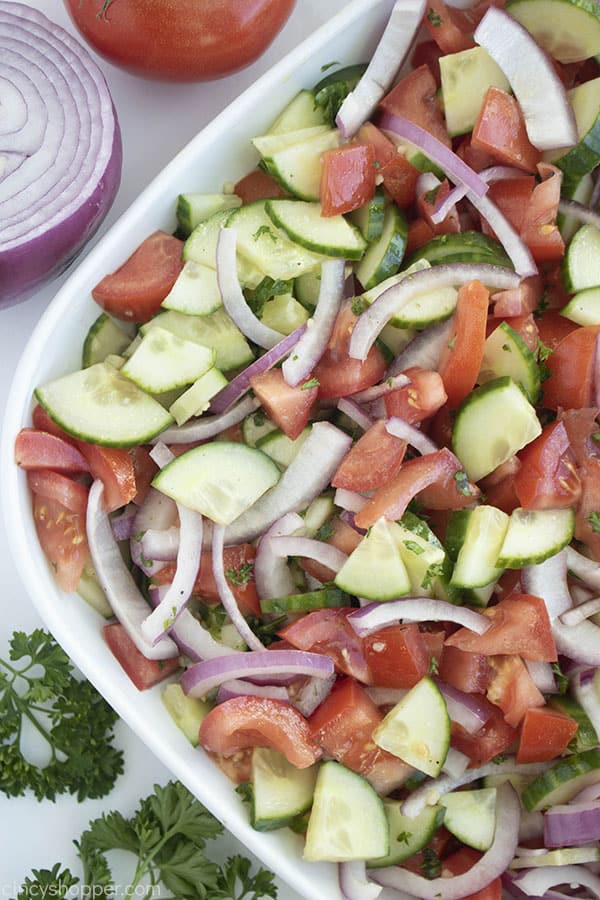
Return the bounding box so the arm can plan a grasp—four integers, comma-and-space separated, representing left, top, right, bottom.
474, 7, 577, 152
155, 394, 260, 444
337, 397, 374, 431
269, 535, 348, 573
386, 416, 438, 455
349, 373, 410, 405
373, 783, 520, 899
181, 648, 335, 698
216, 678, 290, 705
339, 861, 382, 900
560, 594, 600, 626
558, 198, 600, 231
335, 0, 426, 137
282, 259, 345, 387
210, 326, 305, 414
522, 550, 572, 618
225, 422, 353, 544
349, 598, 491, 638
142, 506, 203, 645
544, 801, 600, 848
86, 480, 177, 661
0, 3, 121, 306
437, 681, 492, 734
213, 524, 264, 652
217, 227, 285, 350
466, 190, 538, 277
334, 488, 368, 513
387, 317, 455, 377
525, 660, 557, 694
148, 585, 241, 661
292, 672, 336, 717
130, 488, 178, 577
141, 526, 180, 562
349, 264, 520, 361
254, 512, 305, 601
553, 617, 600, 666
510, 865, 600, 899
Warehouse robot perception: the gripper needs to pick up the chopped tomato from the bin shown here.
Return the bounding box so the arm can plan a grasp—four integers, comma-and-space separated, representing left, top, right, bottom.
279, 608, 372, 684
364, 623, 430, 688
451, 702, 517, 767
92, 231, 184, 323
401, 828, 453, 876
535, 309, 578, 350
249, 368, 317, 440
481, 471, 521, 514
15, 428, 90, 473
130, 446, 158, 506
438, 280, 490, 408
445, 594, 557, 662
332, 420, 407, 491
418, 178, 460, 235
380, 65, 451, 148
32, 493, 89, 593
234, 168, 286, 204
300, 516, 362, 583
541, 325, 600, 410
560, 407, 600, 467
357, 123, 398, 168
486, 654, 545, 727
411, 39, 443, 84
314, 302, 387, 398
574, 457, 600, 560
438, 645, 490, 694
520, 164, 565, 263
28, 470, 88, 515
441, 847, 502, 900
423, 0, 474, 54
482, 177, 535, 236
472, 87, 541, 173
516, 706, 579, 764
384, 367, 448, 424
77, 443, 137, 513
491, 279, 544, 320
500, 311, 540, 351
514, 420, 581, 510
456, 134, 498, 172
103, 623, 180, 691
198, 696, 321, 768
32, 403, 77, 440
320, 143, 376, 217
406, 217, 437, 253
380, 154, 421, 208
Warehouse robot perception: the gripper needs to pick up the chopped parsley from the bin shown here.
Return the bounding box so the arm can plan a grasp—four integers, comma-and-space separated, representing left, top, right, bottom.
427, 8, 443, 26
453, 469, 473, 497
226, 561, 255, 586
588, 512, 600, 534
301, 377, 320, 390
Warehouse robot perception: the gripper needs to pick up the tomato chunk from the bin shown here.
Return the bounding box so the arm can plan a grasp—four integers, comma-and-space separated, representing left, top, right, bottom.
438, 280, 489, 409
486, 654, 545, 727
15, 428, 90, 473
451, 703, 517, 767
514, 420, 581, 510
364, 623, 430, 689
314, 302, 387, 398
92, 231, 184, 323
472, 87, 541, 173
320, 143, 376, 216
32, 493, 89, 593
77, 443, 137, 513
384, 367, 448, 424
541, 325, 600, 411
332, 419, 407, 491
249, 368, 317, 440
441, 847, 502, 900
438, 645, 490, 694
234, 168, 286, 204
279, 608, 372, 684
103, 623, 180, 691
28, 470, 88, 515
198, 696, 321, 768
516, 706, 579, 764
380, 65, 451, 147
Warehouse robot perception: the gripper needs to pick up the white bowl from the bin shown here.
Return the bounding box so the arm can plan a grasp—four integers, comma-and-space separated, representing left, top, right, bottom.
1, 1, 395, 896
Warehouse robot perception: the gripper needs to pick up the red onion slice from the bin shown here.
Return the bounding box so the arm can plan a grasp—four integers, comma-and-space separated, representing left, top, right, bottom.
372, 783, 520, 899
282, 258, 345, 387
111, 505, 137, 542
511, 865, 600, 899
148, 585, 241, 661
437, 681, 492, 735
566, 546, 600, 591
386, 416, 438, 455
130, 488, 178, 577
561, 595, 600, 626
337, 398, 374, 431
466, 190, 538, 277
336, 0, 426, 138
181, 648, 335, 698
86, 480, 177, 661
558, 198, 600, 231
213, 524, 265, 652
155, 394, 260, 444
0, 2, 121, 305
217, 227, 285, 350
430, 165, 524, 225
474, 7, 577, 152
216, 678, 291, 705
141, 526, 180, 562
339, 861, 382, 900
292, 673, 336, 717
268, 535, 348, 573
521, 549, 572, 618
334, 488, 368, 513
544, 801, 600, 848
387, 317, 455, 377
254, 512, 305, 601
349, 373, 410, 405
349, 263, 520, 361
349, 598, 491, 638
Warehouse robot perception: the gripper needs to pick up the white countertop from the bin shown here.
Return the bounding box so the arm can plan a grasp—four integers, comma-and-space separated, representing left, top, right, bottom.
0, 1, 345, 891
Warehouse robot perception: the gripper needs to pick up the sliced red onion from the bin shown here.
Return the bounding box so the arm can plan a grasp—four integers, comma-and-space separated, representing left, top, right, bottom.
441, 747, 470, 778
149, 441, 175, 469
553, 617, 600, 666
142, 506, 203, 645
467, 190, 538, 277
573, 781, 600, 803
348, 598, 491, 638
349, 263, 520, 361
522, 550, 572, 618
216, 678, 290, 705
366, 686, 407, 706
210, 326, 305, 414
141, 526, 180, 562
181, 648, 335, 698
340, 510, 366, 535
282, 258, 345, 387
386, 416, 438, 455
155, 394, 260, 444
560, 595, 600, 626
572, 667, 600, 739
149, 585, 241, 661
566, 546, 600, 591
335, 488, 368, 513
86, 480, 177, 661
474, 7, 577, 152
510, 865, 600, 898
335, 0, 426, 138
544, 801, 600, 848
430, 165, 524, 225
225, 422, 353, 544
217, 227, 285, 350
387, 317, 455, 377
213, 524, 264, 653
339, 861, 382, 900
254, 512, 305, 602
111, 505, 137, 542
558, 198, 600, 231
349, 373, 411, 405
337, 398, 374, 431
525, 660, 558, 694
372, 783, 520, 899
437, 681, 492, 734
0, 2, 121, 306
130, 488, 178, 577
417, 171, 442, 197
268, 535, 348, 573
292, 673, 336, 717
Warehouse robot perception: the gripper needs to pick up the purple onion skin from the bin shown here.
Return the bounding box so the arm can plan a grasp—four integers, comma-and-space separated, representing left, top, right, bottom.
1, 114, 122, 308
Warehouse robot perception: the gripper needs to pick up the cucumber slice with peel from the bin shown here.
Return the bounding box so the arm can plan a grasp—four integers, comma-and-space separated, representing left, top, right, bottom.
251, 747, 318, 832
548, 694, 599, 752
153, 441, 280, 525
252, 125, 330, 158
303, 761, 389, 861
267, 89, 328, 134
405, 231, 512, 269
260, 585, 349, 615
562, 223, 600, 292
367, 801, 445, 868
334, 517, 411, 601
161, 260, 222, 317
176, 192, 241, 239
479, 321, 541, 403
522, 749, 600, 811
561, 286, 600, 325
82, 313, 133, 368
262, 128, 339, 200
142, 308, 254, 373
256, 426, 311, 469
505, 0, 600, 63
121, 326, 215, 394
449, 505, 509, 589
496, 507, 575, 568
242, 412, 278, 448
354, 203, 407, 290
552, 77, 600, 179
162, 684, 210, 746
440, 47, 510, 137
169, 367, 228, 426
395, 513, 448, 599
440, 788, 497, 851
349, 186, 386, 243
35, 362, 173, 448
266, 199, 367, 260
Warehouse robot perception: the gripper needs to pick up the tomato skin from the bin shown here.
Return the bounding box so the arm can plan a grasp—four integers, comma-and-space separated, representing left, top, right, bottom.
380, 65, 451, 147
542, 325, 600, 411
438, 645, 490, 694
198, 696, 321, 768
423, 0, 474, 55
520, 164, 565, 263
130, 446, 158, 506
364, 623, 430, 689
451, 703, 517, 767
332, 419, 407, 492
472, 87, 541, 173
64, 0, 296, 82
535, 309, 578, 350
103, 623, 180, 690
314, 303, 387, 398
92, 231, 184, 323
249, 368, 317, 440
15, 428, 90, 473
441, 848, 502, 900
77, 443, 137, 513
411, 39, 443, 84
234, 169, 287, 204
482, 177, 535, 235
384, 367, 448, 424
406, 217, 437, 253
320, 143, 376, 217
27, 470, 89, 515
32, 493, 89, 593
491, 279, 543, 320
279, 608, 372, 684
514, 420, 581, 510
357, 123, 398, 168
516, 706, 579, 764
438, 280, 490, 409
486, 654, 545, 727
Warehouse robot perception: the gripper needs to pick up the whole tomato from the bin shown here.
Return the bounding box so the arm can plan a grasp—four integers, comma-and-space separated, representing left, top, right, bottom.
63, 0, 296, 81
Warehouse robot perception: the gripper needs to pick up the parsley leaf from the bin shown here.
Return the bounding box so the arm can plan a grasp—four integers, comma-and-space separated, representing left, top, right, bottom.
314, 519, 334, 542
226, 562, 255, 587
17, 864, 79, 899
244, 276, 292, 318
453, 469, 473, 497
551, 661, 569, 695
427, 8, 442, 25
535, 339, 554, 382
421, 847, 442, 879
0, 629, 123, 802
301, 377, 320, 390
214, 855, 278, 900
589, 512, 600, 534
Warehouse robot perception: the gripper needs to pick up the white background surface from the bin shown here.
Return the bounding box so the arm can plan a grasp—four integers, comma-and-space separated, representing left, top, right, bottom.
0, 0, 345, 892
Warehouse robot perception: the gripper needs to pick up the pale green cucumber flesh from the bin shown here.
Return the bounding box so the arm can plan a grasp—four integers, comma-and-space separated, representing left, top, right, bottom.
142, 308, 254, 373
562, 223, 600, 292
267, 90, 328, 134
264, 129, 339, 201
561, 285, 600, 324
449, 505, 509, 589
405, 231, 512, 269
161, 260, 223, 317
496, 507, 575, 568
440, 788, 497, 851
176, 193, 241, 239
505, 0, 600, 63
162, 684, 210, 747
169, 367, 228, 426
82, 313, 133, 369
260, 293, 309, 334
440, 47, 510, 137
479, 321, 541, 403
266, 199, 367, 260
121, 326, 215, 394
367, 802, 445, 868
334, 517, 411, 601
256, 426, 311, 469
251, 748, 318, 832
354, 203, 408, 290
522, 750, 600, 810
349, 186, 386, 243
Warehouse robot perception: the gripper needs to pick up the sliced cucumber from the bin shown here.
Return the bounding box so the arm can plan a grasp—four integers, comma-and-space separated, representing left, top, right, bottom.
302, 495, 336, 537
448, 505, 509, 589
266, 199, 367, 260
561, 285, 600, 324
251, 747, 318, 832
294, 270, 322, 310
440, 47, 510, 137
176, 192, 241, 239
452, 376, 542, 482
367, 802, 445, 868
35, 362, 173, 448
260, 293, 309, 334
260, 584, 349, 615
522, 749, 600, 811
77, 563, 113, 618
303, 761, 389, 862
354, 203, 408, 290
242, 411, 278, 447
162, 683, 210, 746
373, 677, 450, 777
349, 186, 386, 243
252, 125, 330, 158
142, 308, 254, 373
479, 321, 541, 403
379, 323, 416, 357
547, 695, 599, 752
405, 231, 512, 269
562, 222, 600, 292
440, 788, 497, 851
169, 367, 228, 426
262, 128, 339, 200
558, 172, 594, 241
334, 517, 411, 601
256, 426, 311, 469
121, 326, 215, 394
267, 89, 328, 134
505, 0, 600, 63
182, 207, 235, 267
394, 513, 448, 599
153, 441, 280, 525
82, 313, 134, 369
161, 260, 222, 317
359, 259, 457, 330
496, 507, 575, 568
552, 78, 600, 180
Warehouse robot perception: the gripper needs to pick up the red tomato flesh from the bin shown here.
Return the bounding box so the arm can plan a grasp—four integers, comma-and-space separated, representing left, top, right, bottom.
32, 493, 89, 593
438, 280, 490, 409
331, 419, 407, 492
249, 368, 317, 440
516, 706, 579, 764
15, 428, 90, 473
103, 623, 180, 690
384, 367, 448, 424
320, 143, 376, 217
514, 420, 581, 510
472, 87, 541, 173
